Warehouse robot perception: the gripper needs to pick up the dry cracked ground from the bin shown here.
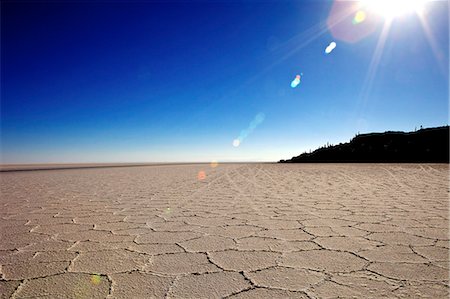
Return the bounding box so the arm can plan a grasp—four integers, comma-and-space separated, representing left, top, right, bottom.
0, 163, 448, 298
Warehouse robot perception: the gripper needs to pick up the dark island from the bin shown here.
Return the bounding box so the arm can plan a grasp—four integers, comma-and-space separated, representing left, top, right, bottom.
280, 126, 449, 163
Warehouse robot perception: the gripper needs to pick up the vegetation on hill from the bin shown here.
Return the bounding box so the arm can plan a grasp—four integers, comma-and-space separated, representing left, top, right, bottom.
280, 126, 449, 163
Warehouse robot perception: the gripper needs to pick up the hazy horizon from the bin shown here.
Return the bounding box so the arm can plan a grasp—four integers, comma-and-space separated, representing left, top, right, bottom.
1, 125, 448, 165
2, 0, 448, 164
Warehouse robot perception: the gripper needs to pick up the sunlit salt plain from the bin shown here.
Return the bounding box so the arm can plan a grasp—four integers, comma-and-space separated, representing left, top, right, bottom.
0, 163, 448, 298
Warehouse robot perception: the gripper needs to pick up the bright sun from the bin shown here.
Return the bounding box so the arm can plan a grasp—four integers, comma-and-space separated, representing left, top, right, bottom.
360, 0, 428, 19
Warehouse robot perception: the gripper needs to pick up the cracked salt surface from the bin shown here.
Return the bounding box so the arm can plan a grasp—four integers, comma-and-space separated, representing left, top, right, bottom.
0, 163, 448, 298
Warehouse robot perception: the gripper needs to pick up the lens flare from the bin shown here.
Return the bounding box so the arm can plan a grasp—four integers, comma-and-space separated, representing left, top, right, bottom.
232, 112, 265, 148
327, 0, 379, 43
325, 42, 337, 54
290, 74, 301, 88
210, 160, 218, 168
197, 171, 206, 180
91, 274, 101, 285
353, 10, 366, 24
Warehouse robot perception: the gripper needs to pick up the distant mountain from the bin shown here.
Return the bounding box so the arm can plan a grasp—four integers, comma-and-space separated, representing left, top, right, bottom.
280, 126, 449, 163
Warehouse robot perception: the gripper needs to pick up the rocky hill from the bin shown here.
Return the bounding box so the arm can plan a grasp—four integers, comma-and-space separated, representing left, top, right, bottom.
280, 126, 449, 163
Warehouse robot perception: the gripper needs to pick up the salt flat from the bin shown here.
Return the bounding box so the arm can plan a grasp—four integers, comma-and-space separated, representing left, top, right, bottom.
0, 163, 448, 298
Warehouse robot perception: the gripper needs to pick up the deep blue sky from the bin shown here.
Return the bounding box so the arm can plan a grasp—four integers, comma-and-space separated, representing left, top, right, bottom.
1, 0, 448, 163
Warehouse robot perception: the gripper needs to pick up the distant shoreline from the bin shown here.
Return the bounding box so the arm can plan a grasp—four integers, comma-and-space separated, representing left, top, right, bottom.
1, 161, 448, 173
0, 162, 270, 172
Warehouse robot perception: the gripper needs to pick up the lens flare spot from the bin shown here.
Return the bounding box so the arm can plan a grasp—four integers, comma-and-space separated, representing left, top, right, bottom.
91, 274, 101, 285
327, 0, 379, 43
325, 42, 337, 54
233, 113, 265, 146
197, 171, 206, 180
165, 207, 171, 214
210, 160, 218, 168
353, 10, 367, 24
290, 74, 301, 88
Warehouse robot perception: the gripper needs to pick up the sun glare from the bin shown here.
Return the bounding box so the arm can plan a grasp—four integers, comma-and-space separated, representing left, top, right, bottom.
360, 0, 428, 19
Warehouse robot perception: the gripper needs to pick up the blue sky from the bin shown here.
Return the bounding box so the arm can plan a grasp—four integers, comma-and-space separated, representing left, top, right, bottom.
1, 0, 448, 163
